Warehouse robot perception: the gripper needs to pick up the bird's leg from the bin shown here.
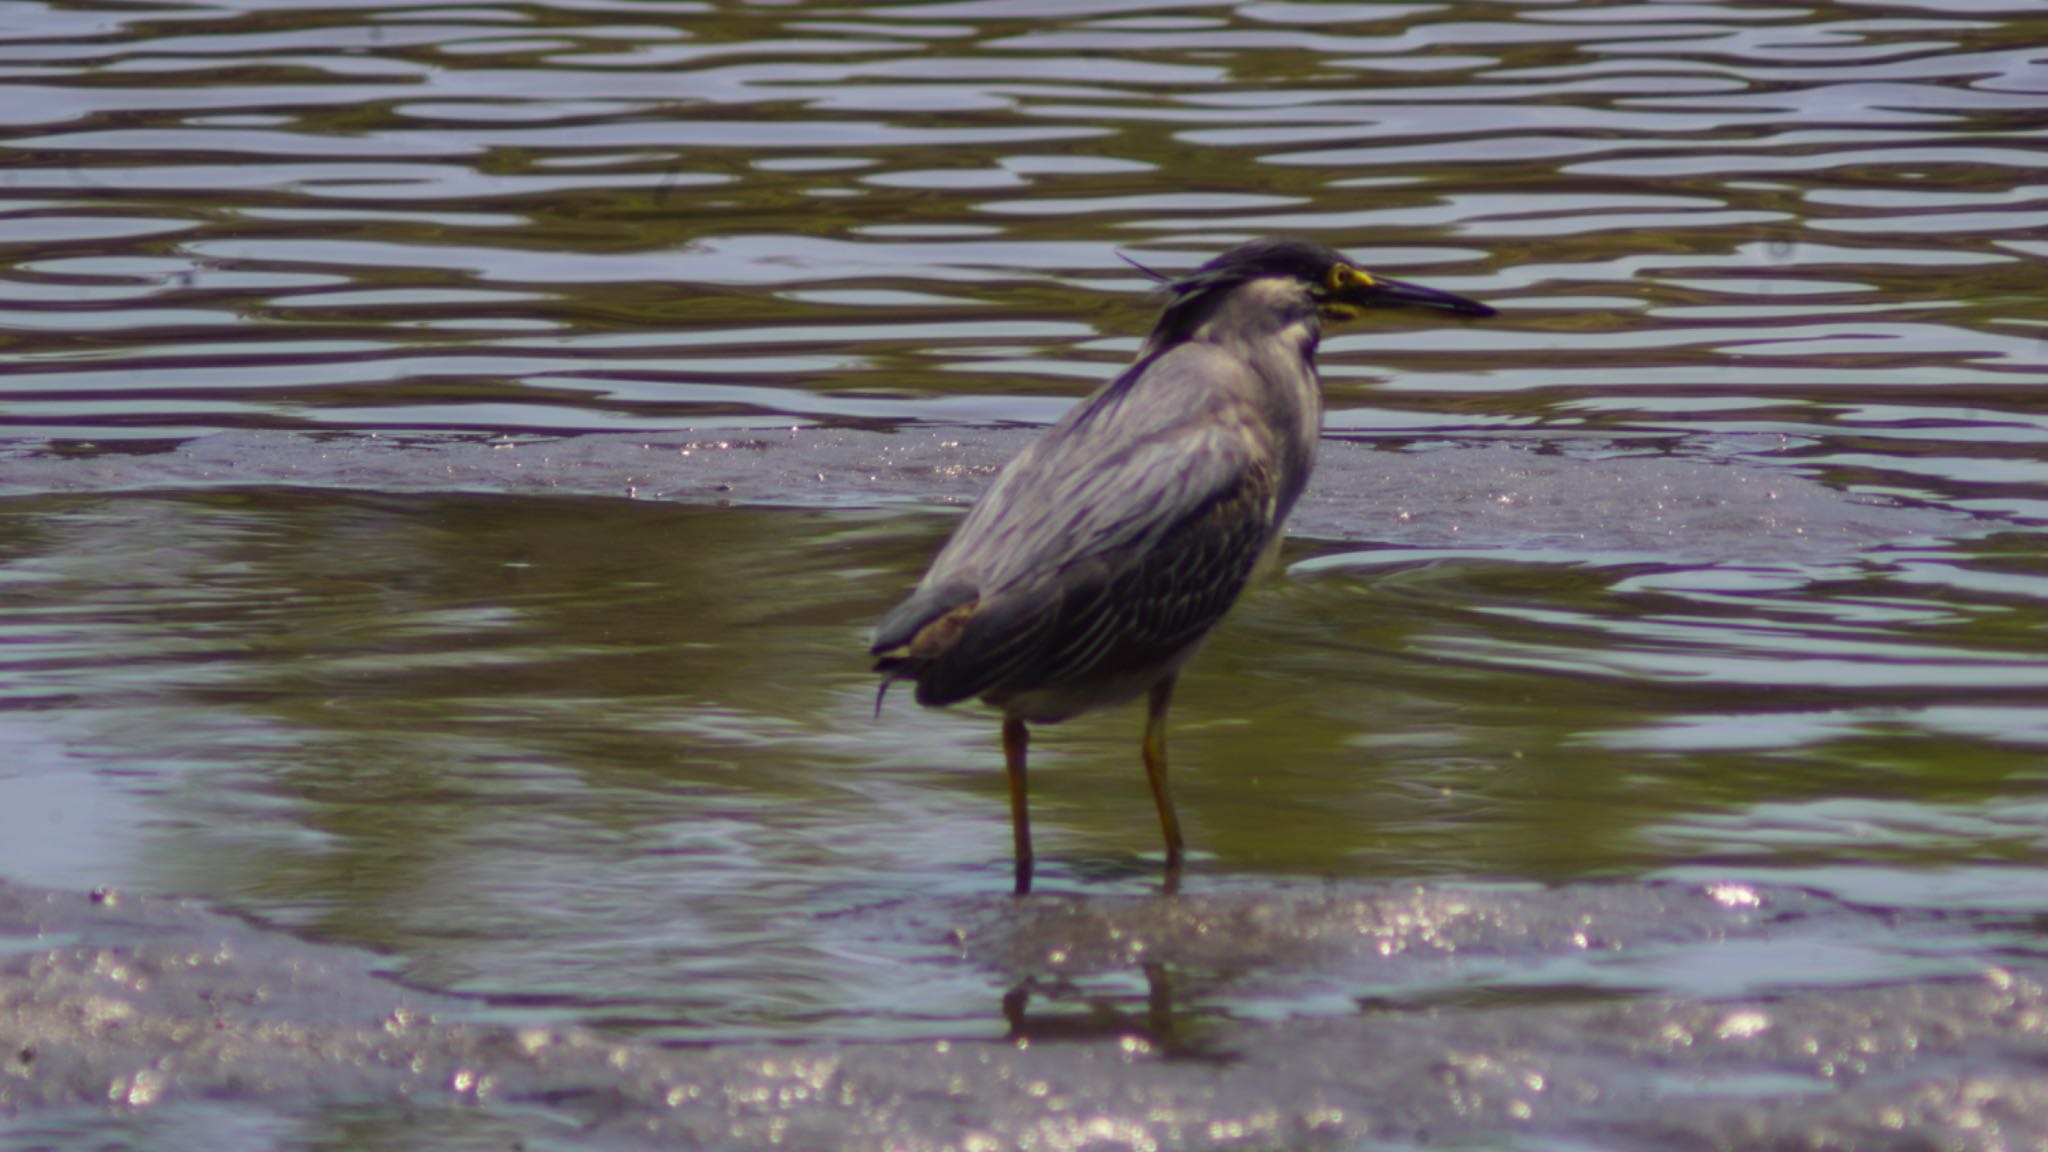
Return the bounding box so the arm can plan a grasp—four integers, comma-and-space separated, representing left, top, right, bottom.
1143, 676, 1185, 881
1003, 717, 1033, 896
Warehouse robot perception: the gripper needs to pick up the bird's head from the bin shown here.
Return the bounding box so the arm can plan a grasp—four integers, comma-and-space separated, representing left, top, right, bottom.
1129, 237, 1493, 353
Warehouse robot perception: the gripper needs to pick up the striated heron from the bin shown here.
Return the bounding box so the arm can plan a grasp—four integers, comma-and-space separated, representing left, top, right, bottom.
870, 237, 1494, 894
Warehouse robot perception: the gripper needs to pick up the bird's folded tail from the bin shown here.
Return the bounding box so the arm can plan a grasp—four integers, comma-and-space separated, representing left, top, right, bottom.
871, 654, 916, 718
869, 594, 980, 716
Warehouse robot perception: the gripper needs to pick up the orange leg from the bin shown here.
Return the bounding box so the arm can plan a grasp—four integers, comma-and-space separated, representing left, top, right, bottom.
1003, 717, 1033, 896
1143, 676, 1185, 883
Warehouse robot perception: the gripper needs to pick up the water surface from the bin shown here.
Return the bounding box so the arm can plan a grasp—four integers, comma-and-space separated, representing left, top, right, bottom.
3, 0, 2048, 1147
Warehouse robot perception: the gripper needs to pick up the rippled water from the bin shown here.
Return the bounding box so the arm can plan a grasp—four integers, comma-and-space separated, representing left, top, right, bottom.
4, 0, 2048, 1145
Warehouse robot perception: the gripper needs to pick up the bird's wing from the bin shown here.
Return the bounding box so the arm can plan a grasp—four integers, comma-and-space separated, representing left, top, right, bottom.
944, 341, 1270, 592
913, 427, 1277, 706
870, 342, 1261, 657
894, 346, 1283, 703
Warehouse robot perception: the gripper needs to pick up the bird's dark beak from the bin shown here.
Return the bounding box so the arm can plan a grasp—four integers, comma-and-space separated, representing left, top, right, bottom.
1324, 263, 1494, 319
1360, 274, 1495, 318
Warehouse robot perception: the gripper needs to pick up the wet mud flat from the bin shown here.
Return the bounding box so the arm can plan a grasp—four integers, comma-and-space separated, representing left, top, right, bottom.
1, 425, 1970, 559
7, 876, 2047, 1150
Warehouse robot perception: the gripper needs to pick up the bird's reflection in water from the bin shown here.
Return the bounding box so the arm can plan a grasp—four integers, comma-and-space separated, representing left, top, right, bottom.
1000, 962, 1231, 1062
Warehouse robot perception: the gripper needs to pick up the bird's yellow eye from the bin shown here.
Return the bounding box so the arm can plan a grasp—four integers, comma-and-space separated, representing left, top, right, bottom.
1327, 264, 1376, 293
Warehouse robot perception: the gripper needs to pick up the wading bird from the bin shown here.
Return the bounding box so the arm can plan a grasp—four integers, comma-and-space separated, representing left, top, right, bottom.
871, 237, 1494, 894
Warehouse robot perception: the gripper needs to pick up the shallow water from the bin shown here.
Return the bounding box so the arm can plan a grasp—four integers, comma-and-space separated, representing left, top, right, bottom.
4, 0, 2048, 1146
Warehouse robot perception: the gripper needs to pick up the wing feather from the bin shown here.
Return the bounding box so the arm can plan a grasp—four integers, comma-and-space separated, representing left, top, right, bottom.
873, 342, 1285, 707
919, 433, 1278, 705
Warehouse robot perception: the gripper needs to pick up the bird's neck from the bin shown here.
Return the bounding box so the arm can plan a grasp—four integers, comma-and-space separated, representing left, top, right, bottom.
1160, 278, 1326, 515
